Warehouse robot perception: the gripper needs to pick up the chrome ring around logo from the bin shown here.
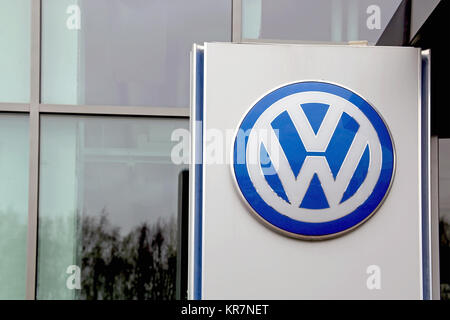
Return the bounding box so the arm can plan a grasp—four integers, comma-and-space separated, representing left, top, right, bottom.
232, 81, 395, 240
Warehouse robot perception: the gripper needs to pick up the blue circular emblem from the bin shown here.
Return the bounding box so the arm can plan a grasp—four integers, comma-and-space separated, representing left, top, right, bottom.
232, 81, 395, 239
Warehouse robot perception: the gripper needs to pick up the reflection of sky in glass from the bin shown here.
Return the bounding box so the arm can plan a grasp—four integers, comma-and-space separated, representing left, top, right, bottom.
42, 0, 231, 107
84, 161, 186, 236
0, 0, 30, 103
64, 116, 187, 236
440, 139, 450, 224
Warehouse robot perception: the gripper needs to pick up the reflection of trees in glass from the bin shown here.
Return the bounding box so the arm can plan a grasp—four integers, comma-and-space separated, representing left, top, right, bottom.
0, 210, 27, 299
440, 220, 450, 300
79, 210, 177, 300
37, 209, 177, 300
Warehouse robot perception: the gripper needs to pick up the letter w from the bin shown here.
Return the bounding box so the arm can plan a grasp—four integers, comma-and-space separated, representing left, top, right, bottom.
260, 108, 368, 207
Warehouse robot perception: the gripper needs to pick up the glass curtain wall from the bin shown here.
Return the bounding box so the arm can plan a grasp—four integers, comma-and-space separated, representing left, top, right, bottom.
35, 0, 231, 299
0, 0, 231, 300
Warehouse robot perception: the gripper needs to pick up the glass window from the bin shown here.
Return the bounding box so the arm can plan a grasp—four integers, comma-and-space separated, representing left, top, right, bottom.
36, 115, 188, 300
0, 0, 30, 103
242, 0, 402, 44
0, 114, 29, 299
41, 0, 231, 107
439, 138, 450, 300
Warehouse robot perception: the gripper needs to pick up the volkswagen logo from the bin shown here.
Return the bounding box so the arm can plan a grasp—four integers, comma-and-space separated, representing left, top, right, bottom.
232, 81, 395, 240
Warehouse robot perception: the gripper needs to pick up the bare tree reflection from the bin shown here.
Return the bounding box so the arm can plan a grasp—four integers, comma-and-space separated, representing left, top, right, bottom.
79, 210, 177, 300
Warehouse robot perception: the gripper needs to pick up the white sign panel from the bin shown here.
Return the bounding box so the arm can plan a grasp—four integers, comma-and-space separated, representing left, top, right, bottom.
190, 43, 429, 299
